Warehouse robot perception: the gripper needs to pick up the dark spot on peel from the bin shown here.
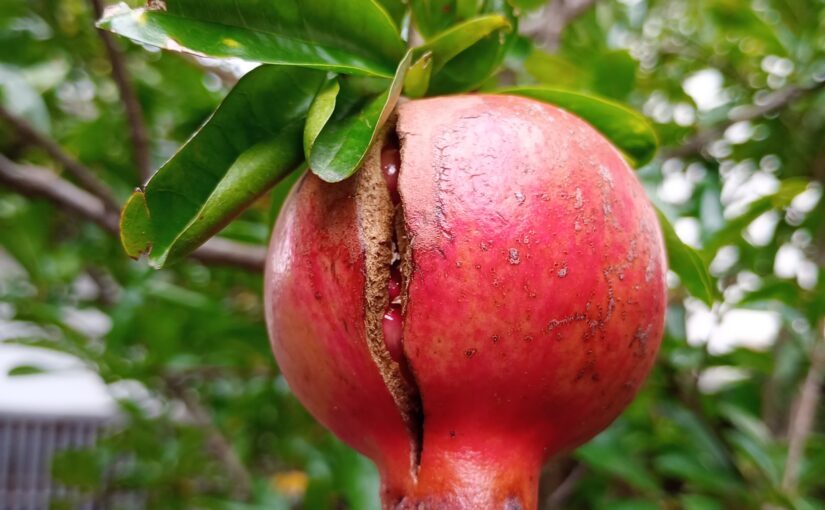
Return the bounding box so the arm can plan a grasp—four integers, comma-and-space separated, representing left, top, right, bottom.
504, 497, 523, 510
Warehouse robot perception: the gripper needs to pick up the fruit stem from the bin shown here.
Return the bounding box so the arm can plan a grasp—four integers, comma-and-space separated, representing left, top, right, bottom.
380, 435, 540, 510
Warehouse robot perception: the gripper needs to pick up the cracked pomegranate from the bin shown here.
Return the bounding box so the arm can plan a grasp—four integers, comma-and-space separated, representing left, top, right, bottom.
264, 95, 667, 509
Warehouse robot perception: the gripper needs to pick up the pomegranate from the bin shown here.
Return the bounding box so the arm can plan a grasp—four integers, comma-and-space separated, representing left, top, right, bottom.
264, 95, 667, 509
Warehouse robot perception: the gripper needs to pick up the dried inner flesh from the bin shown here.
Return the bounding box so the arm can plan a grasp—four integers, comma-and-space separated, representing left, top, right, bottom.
381, 138, 404, 364
358, 124, 423, 472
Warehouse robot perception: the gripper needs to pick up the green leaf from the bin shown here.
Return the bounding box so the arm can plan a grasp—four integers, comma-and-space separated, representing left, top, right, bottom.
8, 364, 46, 376
409, 0, 515, 94
416, 15, 512, 74
411, 0, 464, 38
591, 50, 637, 100
524, 50, 588, 89
404, 52, 433, 98
120, 65, 325, 268
577, 441, 661, 493
97, 1, 405, 78
427, 1, 517, 94
374, 0, 408, 26
120, 191, 152, 259
308, 51, 412, 182
656, 208, 718, 306
496, 86, 658, 166
304, 78, 342, 160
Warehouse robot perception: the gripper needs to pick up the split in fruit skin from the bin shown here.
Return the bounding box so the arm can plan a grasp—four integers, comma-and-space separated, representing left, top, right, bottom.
381, 138, 401, 206
380, 135, 406, 367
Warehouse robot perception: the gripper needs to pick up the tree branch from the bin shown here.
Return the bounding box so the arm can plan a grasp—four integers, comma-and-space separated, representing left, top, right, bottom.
781, 322, 825, 493
521, 0, 599, 51
89, 0, 152, 183
0, 154, 266, 271
663, 81, 825, 160
0, 105, 120, 212
544, 463, 586, 509
0, 153, 118, 232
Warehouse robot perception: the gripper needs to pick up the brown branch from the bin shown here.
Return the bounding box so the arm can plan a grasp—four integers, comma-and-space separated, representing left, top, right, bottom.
544, 463, 586, 509
0, 154, 266, 271
196, 237, 267, 271
664, 81, 825, 160
0, 105, 120, 212
781, 322, 825, 493
89, 0, 152, 183
164, 378, 253, 501
521, 0, 599, 51
0, 153, 118, 232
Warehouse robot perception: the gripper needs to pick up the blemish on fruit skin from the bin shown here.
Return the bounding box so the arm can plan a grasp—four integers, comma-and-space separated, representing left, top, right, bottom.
504, 498, 523, 510
465, 348, 477, 358
558, 267, 568, 278
508, 248, 520, 265
514, 191, 525, 204
574, 187, 583, 209
599, 165, 615, 189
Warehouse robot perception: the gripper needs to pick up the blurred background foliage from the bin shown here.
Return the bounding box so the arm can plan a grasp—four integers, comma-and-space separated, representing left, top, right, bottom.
1, 0, 824, 508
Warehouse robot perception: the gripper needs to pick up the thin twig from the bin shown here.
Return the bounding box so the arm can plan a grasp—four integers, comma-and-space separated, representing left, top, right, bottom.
544, 463, 587, 509
0, 153, 118, 232
781, 322, 825, 493
663, 81, 825, 160
521, 0, 599, 51
0, 105, 120, 212
89, 0, 152, 183
164, 378, 253, 501
0, 154, 266, 271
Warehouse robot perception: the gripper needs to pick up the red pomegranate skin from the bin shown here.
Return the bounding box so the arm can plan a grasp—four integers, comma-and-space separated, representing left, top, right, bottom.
265, 94, 667, 509
263, 171, 413, 482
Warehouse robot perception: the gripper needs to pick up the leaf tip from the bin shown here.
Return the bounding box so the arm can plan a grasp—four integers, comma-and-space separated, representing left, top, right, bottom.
120, 189, 153, 260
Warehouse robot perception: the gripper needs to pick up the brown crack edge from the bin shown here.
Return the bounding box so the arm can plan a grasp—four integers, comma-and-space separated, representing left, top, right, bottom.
356, 115, 424, 474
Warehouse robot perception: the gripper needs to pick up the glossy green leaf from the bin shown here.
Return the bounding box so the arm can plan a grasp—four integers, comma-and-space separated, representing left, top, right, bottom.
592, 50, 637, 100
427, 1, 517, 94
656, 208, 718, 306
304, 78, 341, 160
416, 15, 511, 74
120, 191, 152, 259
374, 0, 408, 26
496, 86, 658, 166
524, 50, 588, 88
120, 65, 325, 268
309, 51, 412, 182
404, 52, 433, 98
97, 1, 405, 78
411, 0, 463, 38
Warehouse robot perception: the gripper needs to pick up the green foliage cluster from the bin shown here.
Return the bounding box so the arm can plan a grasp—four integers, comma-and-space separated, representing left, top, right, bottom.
0, 0, 824, 508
